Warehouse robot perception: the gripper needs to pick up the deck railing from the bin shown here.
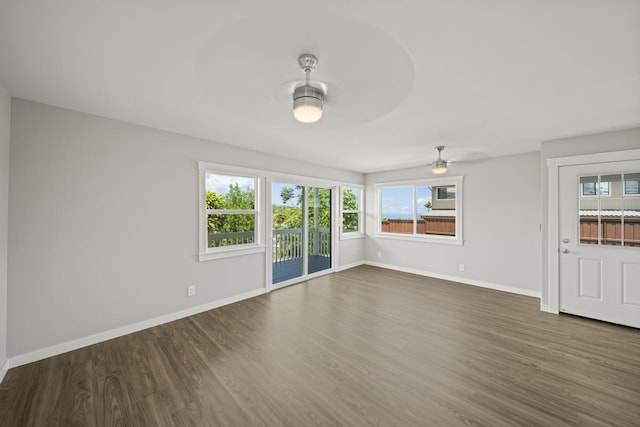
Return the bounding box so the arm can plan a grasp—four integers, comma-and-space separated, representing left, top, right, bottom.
207, 231, 254, 247
273, 228, 303, 262
273, 228, 331, 263
207, 228, 331, 263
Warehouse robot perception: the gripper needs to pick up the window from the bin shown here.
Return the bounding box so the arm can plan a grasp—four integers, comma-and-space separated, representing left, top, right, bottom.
376, 176, 463, 245
578, 172, 640, 247
581, 179, 610, 196
436, 186, 456, 200
624, 173, 640, 195
199, 163, 264, 261
340, 187, 363, 238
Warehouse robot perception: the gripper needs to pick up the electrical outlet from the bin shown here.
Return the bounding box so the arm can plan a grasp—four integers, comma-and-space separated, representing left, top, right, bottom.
459, 264, 465, 272
377, 251, 382, 258
187, 285, 196, 297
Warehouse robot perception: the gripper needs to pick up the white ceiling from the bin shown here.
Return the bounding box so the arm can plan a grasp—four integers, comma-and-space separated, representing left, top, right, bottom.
0, 0, 638, 173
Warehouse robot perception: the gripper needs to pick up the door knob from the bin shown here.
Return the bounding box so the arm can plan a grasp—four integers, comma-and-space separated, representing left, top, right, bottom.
562, 238, 570, 243
561, 249, 569, 254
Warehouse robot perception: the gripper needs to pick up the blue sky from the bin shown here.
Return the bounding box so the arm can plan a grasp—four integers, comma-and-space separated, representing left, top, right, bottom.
206, 176, 320, 207
205, 173, 254, 195
272, 182, 302, 206
381, 186, 432, 218
206, 176, 302, 208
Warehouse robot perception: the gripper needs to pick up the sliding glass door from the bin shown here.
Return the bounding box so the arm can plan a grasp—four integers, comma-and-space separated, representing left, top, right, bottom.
271, 182, 332, 286
307, 187, 332, 275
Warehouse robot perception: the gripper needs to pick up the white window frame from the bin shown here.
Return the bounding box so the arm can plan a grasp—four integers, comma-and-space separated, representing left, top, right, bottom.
375, 175, 464, 246
339, 185, 364, 239
198, 162, 265, 261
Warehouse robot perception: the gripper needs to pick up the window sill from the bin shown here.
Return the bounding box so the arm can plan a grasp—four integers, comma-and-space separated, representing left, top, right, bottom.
340, 232, 365, 241
199, 245, 266, 261
374, 233, 464, 246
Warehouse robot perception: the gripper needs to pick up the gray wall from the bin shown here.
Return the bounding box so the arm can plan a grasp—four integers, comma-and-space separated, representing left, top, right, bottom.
7, 99, 364, 357
365, 151, 542, 295
0, 83, 10, 371
540, 127, 640, 306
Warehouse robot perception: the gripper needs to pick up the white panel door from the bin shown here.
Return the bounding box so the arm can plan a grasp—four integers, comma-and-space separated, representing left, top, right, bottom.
559, 160, 640, 328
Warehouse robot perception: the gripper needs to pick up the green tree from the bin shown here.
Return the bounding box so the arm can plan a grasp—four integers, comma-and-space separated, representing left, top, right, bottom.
309, 188, 331, 229
206, 191, 225, 209
280, 187, 295, 206
224, 183, 255, 210
343, 189, 358, 210
206, 191, 225, 233
273, 186, 303, 230
206, 184, 256, 245
341, 189, 359, 232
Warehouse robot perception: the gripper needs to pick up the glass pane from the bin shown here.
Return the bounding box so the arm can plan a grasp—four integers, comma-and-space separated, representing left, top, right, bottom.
424, 185, 456, 237
205, 172, 255, 210
342, 188, 359, 210
272, 183, 304, 284
380, 186, 414, 234
308, 187, 331, 275
625, 180, 640, 195
600, 175, 622, 246
623, 198, 640, 247
579, 197, 598, 245
416, 186, 431, 235
624, 173, 640, 195
416, 186, 431, 217
207, 214, 255, 247
580, 176, 598, 197
601, 196, 622, 246
436, 186, 456, 200
601, 174, 620, 197
342, 212, 359, 232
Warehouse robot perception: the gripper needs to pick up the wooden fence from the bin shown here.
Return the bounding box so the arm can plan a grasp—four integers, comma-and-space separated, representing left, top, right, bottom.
381, 218, 455, 236
579, 217, 640, 246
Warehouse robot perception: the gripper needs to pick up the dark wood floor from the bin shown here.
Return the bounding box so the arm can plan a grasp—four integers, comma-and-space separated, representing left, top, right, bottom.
1, 266, 639, 426
272, 255, 332, 284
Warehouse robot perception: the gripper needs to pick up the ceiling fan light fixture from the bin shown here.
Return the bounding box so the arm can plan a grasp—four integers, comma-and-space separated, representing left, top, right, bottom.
292, 53, 325, 123
431, 145, 448, 174
292, 85, 324, 123
431, 160, 448, 174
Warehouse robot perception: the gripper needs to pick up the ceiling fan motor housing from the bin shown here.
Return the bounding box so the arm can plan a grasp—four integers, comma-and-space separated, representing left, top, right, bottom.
293, 85, 324, 109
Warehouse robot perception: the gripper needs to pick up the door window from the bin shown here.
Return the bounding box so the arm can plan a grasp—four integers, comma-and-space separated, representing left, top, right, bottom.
579, 172, 640, 247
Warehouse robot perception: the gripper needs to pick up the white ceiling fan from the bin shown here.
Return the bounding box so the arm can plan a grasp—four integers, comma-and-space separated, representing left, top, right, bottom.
429, 145, 490, 174
430, 146, 450, 174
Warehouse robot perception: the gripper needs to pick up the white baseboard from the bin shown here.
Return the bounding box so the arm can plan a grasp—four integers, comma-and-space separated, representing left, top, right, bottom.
0, 358, 8, 384
364, 261, 542, 299
7, 288, 267, 369
336, 261, 366, 272
540, 303, 555, 313
3, 263, 543, 373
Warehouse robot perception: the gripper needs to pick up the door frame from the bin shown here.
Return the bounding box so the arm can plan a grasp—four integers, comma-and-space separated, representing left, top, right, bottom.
266, 176, 339, 292
546, 148, 640, 314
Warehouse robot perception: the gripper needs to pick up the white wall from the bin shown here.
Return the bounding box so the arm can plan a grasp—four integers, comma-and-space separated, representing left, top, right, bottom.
540, 127, 640, 307
12, 97, 632, 364
7, 99, 364, 358
0, 82, 10, 377
337, 237, 365, 270
365, 151, 542, 296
